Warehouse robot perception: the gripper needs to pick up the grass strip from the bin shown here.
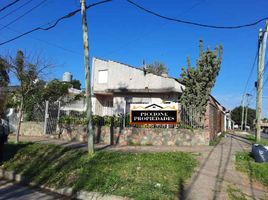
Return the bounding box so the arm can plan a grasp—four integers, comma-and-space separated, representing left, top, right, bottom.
235, 152, 268, 187
2, 142, 198, 200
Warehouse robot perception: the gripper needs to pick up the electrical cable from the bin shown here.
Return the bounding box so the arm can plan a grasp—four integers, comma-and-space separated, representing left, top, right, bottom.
0, 0, 34, 21
0, 0, 112, 46
242, 48, 258, 96
0, 0, 21, 13
0, 25, 83, 55
0, 0, 48, 31
103, 0, 205, 57
127, 0, 268, 29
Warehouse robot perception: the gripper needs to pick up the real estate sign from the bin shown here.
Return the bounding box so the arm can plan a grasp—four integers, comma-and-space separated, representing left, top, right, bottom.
130, 103, 178, 124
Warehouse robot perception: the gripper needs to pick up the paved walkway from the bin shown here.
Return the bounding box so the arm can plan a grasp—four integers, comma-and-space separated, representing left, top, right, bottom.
184, 133, 268, 200
0, 179, 71, 200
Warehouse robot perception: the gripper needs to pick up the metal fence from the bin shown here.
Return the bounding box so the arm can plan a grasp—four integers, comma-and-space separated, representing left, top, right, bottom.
180, 106, 204, 129
57, 105, 205, 129
44, 101, 60, 134
7, 100, 207, 135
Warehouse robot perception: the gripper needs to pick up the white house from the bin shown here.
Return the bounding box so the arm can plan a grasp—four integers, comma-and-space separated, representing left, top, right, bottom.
91, 57, 185, 116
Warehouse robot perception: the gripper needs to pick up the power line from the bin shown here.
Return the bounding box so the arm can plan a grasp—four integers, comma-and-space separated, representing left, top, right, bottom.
103, 0, 205, 57
0, 0, 112, 46
249, 60, 268, 94
261, 60, 268, 89
0, 0, 21, 13
249, 59, 268, 94
242, 48, 258, 95
127, 0, 268, 29
0, 0, 48, 31
0, 0, 34, 21
0, 25, 83, 56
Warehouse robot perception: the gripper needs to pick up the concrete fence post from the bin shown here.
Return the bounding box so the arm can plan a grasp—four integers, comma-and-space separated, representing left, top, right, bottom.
43, 101, 49, 135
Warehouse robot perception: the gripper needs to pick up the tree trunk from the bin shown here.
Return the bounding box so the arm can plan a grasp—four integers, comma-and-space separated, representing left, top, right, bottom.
16, 101, 23, 144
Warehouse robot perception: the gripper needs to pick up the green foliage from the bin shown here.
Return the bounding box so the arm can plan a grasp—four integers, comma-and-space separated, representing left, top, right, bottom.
179, 40, 223, 115
59, 115, 121, 127
209, 133, 225, 146
2, 142, 198, 199
15, 50, 39, 96
59, 115, 88, 125
9, 77, 80, 120
103, 115, 114, 126
262, 117, 268, 123
231, 106, 256, 128
42, 79, 70, 102
70, 79, 81, 90
235, 151, 268, 186
146, 61, 168, 76
92, 115, 103, 125
5, 91, 20, 108
246, 134, 268, 145
0, 57, 10, 87
227, 185, 254, 200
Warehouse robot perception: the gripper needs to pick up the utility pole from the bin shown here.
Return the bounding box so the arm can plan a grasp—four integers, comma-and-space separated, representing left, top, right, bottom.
244, 93, 252, 130
241, 94, 245, 130
80, 0, 94, 153
256, 21, 268, 141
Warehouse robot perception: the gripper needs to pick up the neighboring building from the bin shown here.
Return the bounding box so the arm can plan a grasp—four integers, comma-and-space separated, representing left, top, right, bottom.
224, 110, 234, 131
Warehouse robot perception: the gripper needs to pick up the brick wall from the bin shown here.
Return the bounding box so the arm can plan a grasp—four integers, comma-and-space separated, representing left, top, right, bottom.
204, 101, 225, 140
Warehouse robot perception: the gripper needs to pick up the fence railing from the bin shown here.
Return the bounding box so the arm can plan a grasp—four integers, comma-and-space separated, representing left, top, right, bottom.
5, 100, 206, 135
58, 106, 205, 130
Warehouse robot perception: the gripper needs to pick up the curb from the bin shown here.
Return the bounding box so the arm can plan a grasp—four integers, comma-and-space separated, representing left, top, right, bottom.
0, 168, 130, 200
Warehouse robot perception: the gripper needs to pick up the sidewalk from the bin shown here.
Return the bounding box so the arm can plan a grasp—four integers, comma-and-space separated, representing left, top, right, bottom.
0, 179, 70, 200
184, 134, 268, 200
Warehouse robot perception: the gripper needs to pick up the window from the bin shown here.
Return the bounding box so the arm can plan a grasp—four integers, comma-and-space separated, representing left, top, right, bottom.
98, 70, 108, 83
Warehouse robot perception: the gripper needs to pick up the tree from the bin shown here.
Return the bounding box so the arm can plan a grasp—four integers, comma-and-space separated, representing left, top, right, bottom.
70, 79, 81, 90
179, 40, 223, 116
0, 57, 10, 116
8, 50, 52, 143
146, 62, 168, 76
0, 58, 10, 87
231, 106, 256, 129
42, 79, 70, 102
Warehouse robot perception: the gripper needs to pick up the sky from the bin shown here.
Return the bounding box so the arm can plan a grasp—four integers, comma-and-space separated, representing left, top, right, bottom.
1, 0, 268, 116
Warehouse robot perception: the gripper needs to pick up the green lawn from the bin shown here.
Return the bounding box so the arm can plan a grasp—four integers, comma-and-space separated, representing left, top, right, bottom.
209, 133, 225, 146
246, 135, 268, 146
235, 152, 268, 187
2, 142, 198, 200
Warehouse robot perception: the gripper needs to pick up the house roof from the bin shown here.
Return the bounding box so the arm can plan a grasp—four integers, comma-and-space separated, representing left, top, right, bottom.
94, 57, 182, 84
